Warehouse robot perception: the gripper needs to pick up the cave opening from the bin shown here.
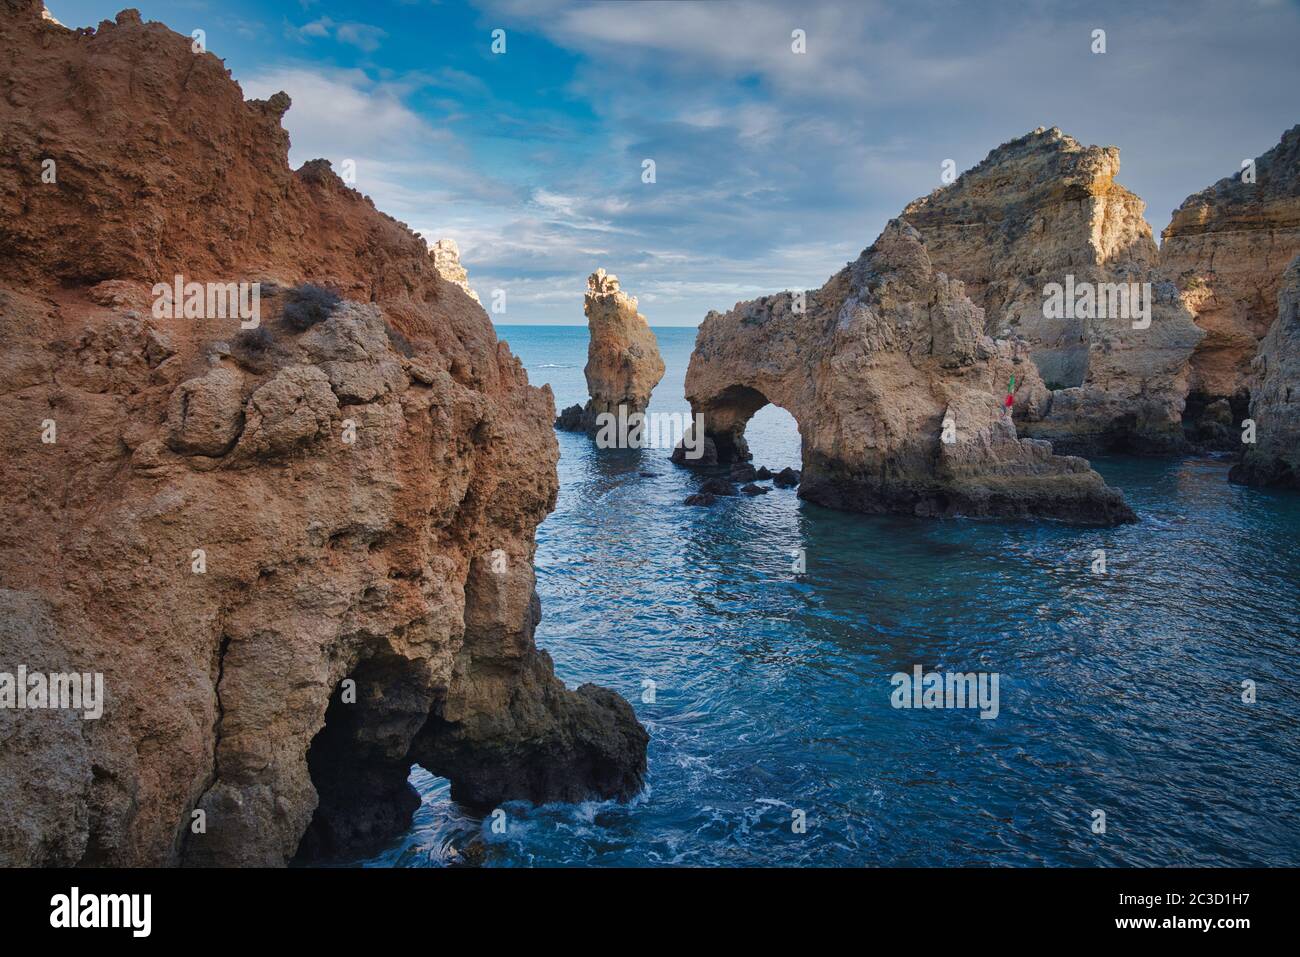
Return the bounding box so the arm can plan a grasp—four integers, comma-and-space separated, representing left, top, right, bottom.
1181, 388, 1250, 451
291, 655, 431, 865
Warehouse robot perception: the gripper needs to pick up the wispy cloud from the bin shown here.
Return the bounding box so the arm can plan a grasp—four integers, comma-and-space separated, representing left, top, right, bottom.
222, 0, 1300, 324
291, 16, 387, 52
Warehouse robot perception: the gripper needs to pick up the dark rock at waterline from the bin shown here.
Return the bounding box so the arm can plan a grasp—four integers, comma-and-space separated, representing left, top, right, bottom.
741, 483, 769, 496
414, 669, 649, 810
292, 759, 421, 864
753, 466, 773, 480
684, 492, 718, 506
699, 477, 738, 496
730, 463, 757, 482
554, 403, 586, 431
638, 471, 658, 478
1230, 457, 1299, 488
671, 435, 717, 467
448, 839, 488, 867
1182, 393, 1243, 452
773, 467, 801, 488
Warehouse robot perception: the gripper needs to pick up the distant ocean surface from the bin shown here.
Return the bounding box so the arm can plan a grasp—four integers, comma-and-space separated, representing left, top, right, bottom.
362, 324, 1300, 867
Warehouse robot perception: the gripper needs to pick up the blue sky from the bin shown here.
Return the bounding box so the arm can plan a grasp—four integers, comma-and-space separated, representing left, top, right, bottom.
46, 0, 1300, 324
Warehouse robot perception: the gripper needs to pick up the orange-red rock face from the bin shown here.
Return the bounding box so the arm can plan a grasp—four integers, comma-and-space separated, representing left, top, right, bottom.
1161, 126, 1300, 407
0, 3, 645, 867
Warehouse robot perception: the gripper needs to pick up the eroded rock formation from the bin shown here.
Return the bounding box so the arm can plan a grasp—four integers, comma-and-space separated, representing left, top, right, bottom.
1229, 255, 1300, 488
675, 220, 1135, 525
430, 238, 481, 305
904, 127, 1203, 455
555, 269, 665, 435
0, 2, 645, 867
1162, 125, 1300, 446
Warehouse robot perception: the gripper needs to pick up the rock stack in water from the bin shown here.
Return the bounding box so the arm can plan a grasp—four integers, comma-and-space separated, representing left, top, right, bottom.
674, 219, 1136, 525
0, 1, 646, 867
555, 269, 666, 439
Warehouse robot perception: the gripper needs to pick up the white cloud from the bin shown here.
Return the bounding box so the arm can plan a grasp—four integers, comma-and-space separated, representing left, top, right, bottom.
292, 17, 388, 52
238, 0, 1300, 325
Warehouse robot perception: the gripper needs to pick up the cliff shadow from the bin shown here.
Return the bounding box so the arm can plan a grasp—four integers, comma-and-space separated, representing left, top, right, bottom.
291, 656, 430, 864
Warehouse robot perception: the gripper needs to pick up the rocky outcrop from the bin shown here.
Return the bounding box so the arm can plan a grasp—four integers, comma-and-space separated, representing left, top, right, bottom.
904, 128, 1203, 455
1229, 255, 1300, 488
430, 238, 481, 305
1162, 125, 1300, 446
675, 220, 1135, 525
0, 3, 645, 867
555, 269, 665, 436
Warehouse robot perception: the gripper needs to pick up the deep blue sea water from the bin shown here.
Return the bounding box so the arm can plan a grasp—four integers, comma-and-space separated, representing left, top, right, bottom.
363, 324, 1300, 867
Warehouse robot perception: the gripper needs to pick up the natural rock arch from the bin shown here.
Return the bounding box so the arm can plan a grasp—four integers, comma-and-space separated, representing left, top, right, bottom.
689, 384, 801, 466
675, 221, 1135, 525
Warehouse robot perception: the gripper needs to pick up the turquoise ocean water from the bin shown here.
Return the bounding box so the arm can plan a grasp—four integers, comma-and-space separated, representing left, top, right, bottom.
361, 324, 1300, 867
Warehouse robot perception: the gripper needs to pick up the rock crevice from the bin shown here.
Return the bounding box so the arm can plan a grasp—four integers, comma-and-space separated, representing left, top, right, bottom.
1161, 125, 1300, 449
1229, 255, 1300, 488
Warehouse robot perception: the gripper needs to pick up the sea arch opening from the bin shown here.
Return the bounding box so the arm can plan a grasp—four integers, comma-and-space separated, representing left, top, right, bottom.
698, 384, 802, 469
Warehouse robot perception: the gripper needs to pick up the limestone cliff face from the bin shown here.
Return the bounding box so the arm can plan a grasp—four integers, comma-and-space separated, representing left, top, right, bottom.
904, 128, 1203, 455
1229, 255, 1300, 488
676, 220, 1134, 525
430, 239, 481, 305
1161, 126, 1300, 415
556, 269, 665, 434
0, 3, 645, 867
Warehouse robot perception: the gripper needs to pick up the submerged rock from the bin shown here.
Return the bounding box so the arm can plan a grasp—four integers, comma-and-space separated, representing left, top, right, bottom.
772, 467, 801, 489
678, 219, 1136, 525
671, 432, 718, 467
698, 477, 739, 497
741, 483, 769, 496
1230, 255, 1300, 488
684, 492, 718, 506
0, 2, 646, 867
